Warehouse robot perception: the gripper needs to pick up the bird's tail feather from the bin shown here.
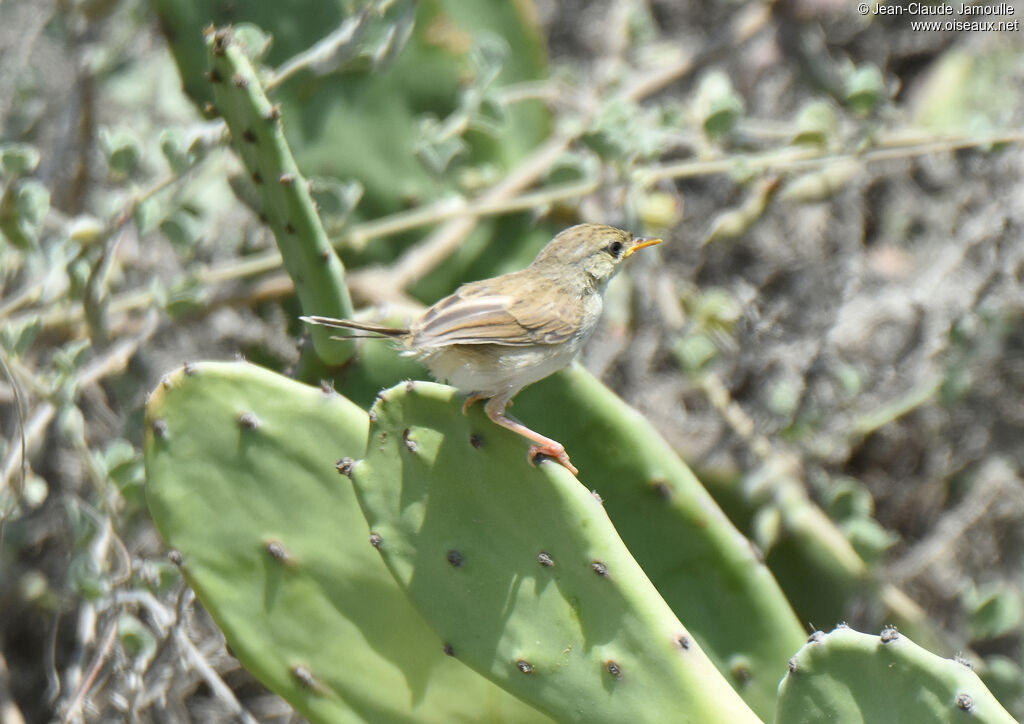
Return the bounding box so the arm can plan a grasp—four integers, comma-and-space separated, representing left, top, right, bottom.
300, 315, 409, 338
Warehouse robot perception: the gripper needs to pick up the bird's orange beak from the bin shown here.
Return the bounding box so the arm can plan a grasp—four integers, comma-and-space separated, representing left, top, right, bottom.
624, 236, 662, 257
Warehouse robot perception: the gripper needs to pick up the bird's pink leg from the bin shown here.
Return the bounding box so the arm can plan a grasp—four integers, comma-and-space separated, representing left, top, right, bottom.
483, 396, 578, 476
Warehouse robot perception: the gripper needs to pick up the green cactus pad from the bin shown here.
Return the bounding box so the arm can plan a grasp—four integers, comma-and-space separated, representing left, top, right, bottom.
350, 380, 761, 724
776, 626, 1015, 723
503, 364, 807, 716
144, 361, 550, 724
336, 351, 806, 717
206, 29, 355, 365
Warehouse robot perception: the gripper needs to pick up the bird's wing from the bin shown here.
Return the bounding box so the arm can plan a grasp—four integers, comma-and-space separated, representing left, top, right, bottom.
412, 276, 582, 348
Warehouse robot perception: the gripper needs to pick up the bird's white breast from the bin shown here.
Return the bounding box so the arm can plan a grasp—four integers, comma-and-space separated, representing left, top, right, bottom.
414, 336, 583, 398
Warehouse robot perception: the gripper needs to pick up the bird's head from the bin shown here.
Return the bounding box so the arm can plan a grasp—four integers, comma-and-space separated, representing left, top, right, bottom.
532, 223, 662, 288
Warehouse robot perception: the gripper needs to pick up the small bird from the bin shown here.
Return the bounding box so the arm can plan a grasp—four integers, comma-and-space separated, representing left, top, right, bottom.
302, 223, 661, 475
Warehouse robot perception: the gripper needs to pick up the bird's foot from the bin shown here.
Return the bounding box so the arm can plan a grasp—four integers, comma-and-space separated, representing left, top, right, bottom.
482, 397, 578, 475
461, 392, 488, 416
528, 442, 578, 476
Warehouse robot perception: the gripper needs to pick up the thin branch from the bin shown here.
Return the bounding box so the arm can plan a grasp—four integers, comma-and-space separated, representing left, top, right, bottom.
0, 276, 45, 318
62, 613, 118, 724
637, 132, 1024, 185
0, 404, 48, 513
333, 176, 600, 248
0, 352, 27, 521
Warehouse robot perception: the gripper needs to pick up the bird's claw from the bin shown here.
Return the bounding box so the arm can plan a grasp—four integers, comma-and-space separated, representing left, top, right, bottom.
528, 443, 578, 476
462, 393, 486, 416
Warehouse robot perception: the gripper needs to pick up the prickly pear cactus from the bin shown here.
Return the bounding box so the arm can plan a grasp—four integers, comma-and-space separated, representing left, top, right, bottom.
206, 28, 355, 366
349, 380, 761, 724
347, 354, 806, 716
776, 626, 1016, 723
144, 361, 551, 724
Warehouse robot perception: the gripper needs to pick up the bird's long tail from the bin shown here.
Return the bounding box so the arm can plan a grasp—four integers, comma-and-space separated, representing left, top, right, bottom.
300, 315, 409, 338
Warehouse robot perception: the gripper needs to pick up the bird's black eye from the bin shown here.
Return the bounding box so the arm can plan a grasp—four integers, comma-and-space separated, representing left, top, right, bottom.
606, 240, 624, 258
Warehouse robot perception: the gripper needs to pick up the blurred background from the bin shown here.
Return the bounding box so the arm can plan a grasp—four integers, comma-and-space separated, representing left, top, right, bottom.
1, 0, 1023, 720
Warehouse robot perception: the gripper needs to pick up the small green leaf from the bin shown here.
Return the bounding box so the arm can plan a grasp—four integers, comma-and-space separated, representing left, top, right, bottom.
636, 190, 682, 232
673, 332, 719, 373
793, 100, 838, 147
18, 570, 53, 607
768, 381, 799, 417
69, 555, 108, 601
703, 178, 780, 245
22, 472, 49, 508
68, 257, 90, 300
164, 275, 207, 319
159, 208, 203, 251
53, 339, 91, 376
693, 288, 742, 331
781, 159, 861, 203
103, 440, 144, 492
368, 0, 417, 70
309, 177, 363, 228
158, 128, 193, 174
16, 179, 49, 226
835, 363, 863, 396
56, 404, 86, 445
845, 64, 886, 114
0, 143, 41, 176
824, 477, 874, 520
0, 317, 41, 356
415, 115, 469, 174
99, 127, 142, 177
966, 584, 1024, 641
544, 149, 600, 184
66, 215, 105, 245
1, 179, 50, 248
696, 71, 745, 138
841, 517, 898, 564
